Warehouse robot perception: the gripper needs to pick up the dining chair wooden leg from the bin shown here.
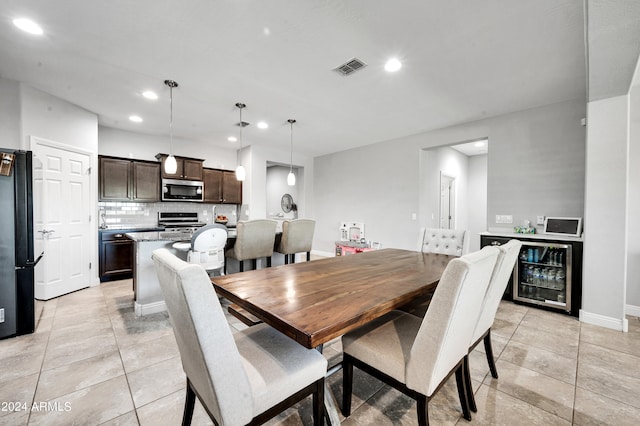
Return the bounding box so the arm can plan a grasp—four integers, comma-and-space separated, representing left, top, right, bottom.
416, 394, 429, 426
266, 256, 272, 267
182, 379, 196, 426
284, 254, 289, 265
313, 378, 325, 426
342, 355, 354, 417
455, 363, 472, 421
463, 355, 477, 413
239, 260, 244, 273
484, 330, 499, 379
306, 251, 311, 262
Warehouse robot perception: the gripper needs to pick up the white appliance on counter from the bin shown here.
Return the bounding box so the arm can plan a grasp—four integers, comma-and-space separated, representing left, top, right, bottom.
339, 222, 365, 241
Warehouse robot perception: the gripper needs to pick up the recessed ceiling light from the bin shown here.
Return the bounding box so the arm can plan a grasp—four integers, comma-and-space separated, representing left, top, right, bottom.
257, 121, 268, 129
142, 91, 158, 100
129, 115, 143, 123
384, 58, 402, 72
13, 18, 43, 35
227, 136, 237, 142
474, 140, 487, 147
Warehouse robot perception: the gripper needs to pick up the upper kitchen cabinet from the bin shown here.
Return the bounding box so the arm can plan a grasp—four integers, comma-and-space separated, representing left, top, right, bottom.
222, 170, 242, 204
99, 156, 160, 202
156, 154, 204, 180
203, 168, 242, 204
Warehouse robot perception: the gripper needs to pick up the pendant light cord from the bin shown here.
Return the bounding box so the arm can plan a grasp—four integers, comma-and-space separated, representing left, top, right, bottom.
169, 85, 173, 154
288, 119, 296, 172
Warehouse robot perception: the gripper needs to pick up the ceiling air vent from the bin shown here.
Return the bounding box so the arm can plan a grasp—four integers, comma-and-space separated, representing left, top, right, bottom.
333, 58, 367, 76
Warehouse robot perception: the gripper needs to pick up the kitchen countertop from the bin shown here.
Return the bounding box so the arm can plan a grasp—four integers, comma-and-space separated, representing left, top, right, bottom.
99, 226, 164, 232
126, 228, 238, 242
480, 229, 583, 242
125, 231, 192, 242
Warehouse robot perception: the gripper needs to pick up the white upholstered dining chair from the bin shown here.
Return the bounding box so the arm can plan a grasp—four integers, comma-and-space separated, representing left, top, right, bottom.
464, 239, 521, 412
152, 248, 327, 426
399, 227, 468, 318
420, 227, 467, 255
341, 246, 499, 426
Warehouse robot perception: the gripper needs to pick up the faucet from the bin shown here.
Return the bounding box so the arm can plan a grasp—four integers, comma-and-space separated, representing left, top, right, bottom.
99, 213, 107, 229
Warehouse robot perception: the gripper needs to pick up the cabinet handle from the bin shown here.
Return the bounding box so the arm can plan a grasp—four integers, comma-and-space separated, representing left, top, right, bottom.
115, 234, 123, 238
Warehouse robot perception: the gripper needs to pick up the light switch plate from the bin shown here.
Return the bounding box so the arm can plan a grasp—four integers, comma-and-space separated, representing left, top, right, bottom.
496, 215, 513, 224
537, 216, 545, 225
0, 308, 4, 323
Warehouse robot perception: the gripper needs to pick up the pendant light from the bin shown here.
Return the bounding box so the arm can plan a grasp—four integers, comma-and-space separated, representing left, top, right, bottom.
164, 79, 178, 175
287, 119, 296, 186
235, 102, 246, 181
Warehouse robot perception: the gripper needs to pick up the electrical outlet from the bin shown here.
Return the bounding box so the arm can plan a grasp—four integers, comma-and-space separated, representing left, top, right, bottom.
495, 215, 513, 224
537, 216, 545, 225
0, 308, 4, 323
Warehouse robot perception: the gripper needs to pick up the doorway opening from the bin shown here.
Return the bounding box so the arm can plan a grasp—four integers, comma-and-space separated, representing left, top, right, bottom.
440, 173, 456, 229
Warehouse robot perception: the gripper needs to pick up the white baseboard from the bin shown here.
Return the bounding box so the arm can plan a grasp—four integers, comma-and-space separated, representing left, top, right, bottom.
626, 304, 640, 318
579, 309, 629, 332
312, 249, 335, 258
134, 300, 167, 317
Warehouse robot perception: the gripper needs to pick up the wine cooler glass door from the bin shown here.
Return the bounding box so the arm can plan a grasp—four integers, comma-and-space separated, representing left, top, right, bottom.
513, 241, 572, 313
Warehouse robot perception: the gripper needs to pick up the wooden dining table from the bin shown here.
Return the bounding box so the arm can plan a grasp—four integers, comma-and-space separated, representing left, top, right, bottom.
211, 248, 454, 424
211, 248, 454, 349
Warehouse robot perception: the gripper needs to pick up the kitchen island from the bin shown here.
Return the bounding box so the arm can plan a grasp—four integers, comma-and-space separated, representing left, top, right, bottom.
127, 227, 287, 316
126, 231, 192, 316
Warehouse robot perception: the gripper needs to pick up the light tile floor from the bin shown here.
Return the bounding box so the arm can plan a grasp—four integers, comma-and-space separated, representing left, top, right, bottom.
1, 279, 640, 425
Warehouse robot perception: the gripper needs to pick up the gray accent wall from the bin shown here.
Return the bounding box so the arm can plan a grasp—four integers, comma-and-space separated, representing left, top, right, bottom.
313, 99, 586, 254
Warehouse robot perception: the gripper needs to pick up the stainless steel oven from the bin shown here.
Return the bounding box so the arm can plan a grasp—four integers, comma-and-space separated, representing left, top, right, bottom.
162, 178, 204, 202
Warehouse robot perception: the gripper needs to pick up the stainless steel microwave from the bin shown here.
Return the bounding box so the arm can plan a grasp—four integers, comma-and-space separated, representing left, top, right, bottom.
162, 178, 204, 202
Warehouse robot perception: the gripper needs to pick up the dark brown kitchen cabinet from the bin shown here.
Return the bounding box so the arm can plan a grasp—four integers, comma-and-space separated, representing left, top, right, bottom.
203, 168, 223, 202
99, 231, 133, 282
156, 154, 204, 180
99, 156, 160, 202
222, 170, 242, 204
99, 157, 131, 200
203, 168, 242, 204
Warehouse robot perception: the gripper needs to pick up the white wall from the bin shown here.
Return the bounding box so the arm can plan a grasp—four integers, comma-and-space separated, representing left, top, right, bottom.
0, 78, 21, 149
420, 146, 470, 249
582, 95, 628, 330
246, 144, 313, 222
468, 155, 488, 252
627, 79, 640, 315
266, 165, 299, 218
20, 85, 98, 154
314, 99, 586, 255
98, 126, 238, 169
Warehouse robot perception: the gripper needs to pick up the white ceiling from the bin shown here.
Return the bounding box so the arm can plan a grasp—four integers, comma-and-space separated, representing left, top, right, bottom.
0, 1, 637, 158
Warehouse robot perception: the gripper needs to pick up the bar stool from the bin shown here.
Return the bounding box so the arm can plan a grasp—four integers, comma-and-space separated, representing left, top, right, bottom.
276, 219, 316, 264
224, 219, 277, 273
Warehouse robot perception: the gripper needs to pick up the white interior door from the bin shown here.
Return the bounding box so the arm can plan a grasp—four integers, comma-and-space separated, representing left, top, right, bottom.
439, 174, 456, 229
33, 140, 92, 300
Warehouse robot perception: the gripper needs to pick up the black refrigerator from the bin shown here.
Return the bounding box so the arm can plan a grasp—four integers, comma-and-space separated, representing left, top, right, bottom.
0, 149, 43, 339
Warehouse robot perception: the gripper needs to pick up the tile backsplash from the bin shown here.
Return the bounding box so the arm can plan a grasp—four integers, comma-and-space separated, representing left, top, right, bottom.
98, 201, 239, 229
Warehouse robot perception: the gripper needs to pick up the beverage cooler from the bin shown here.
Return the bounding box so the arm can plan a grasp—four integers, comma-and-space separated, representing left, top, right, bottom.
480, 233, 582, 316
513, 241, 571, 313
